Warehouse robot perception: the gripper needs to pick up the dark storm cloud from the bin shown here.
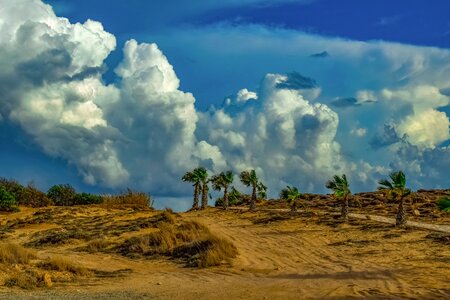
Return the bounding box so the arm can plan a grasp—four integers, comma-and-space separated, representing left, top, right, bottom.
309, 51, 329, 58
330, 97, 360, 108
276, 72, 317, 90
370, 124, 403, 149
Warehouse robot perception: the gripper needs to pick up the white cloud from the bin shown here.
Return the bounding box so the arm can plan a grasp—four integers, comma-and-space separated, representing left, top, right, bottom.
197, 73, 346, 193
0, 0, 449, 201
398, 109, 450, 148
351, 128, 367, 137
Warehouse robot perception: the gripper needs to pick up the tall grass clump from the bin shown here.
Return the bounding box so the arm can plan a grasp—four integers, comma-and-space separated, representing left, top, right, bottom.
0, 243, 36, 264
118, 217, 237, 268
102, 188, 152, 209
38, 256, 90, 276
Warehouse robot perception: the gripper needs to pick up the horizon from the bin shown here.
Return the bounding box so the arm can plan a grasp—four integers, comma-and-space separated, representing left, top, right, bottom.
0, 0, 449, 211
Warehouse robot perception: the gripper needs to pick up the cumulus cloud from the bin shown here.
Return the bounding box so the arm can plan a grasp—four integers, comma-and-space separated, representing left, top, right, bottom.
0, 0, 449, 202
197, 73, 346, 193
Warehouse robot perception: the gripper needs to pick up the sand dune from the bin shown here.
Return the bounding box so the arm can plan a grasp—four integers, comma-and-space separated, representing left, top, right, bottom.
0, 206, 449, 299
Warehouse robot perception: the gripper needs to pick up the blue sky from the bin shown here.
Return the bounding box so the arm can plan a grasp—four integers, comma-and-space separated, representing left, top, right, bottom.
0, 0, 449, 210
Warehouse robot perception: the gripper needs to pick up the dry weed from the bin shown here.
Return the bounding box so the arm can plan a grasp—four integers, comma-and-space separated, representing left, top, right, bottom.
118, 220, 237, 268
102, 189, 151, 209
38, 256, 91, 276
0, 243, 35, 264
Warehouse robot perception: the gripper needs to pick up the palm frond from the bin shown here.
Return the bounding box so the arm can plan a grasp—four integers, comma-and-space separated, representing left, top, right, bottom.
377, 179, 393, 190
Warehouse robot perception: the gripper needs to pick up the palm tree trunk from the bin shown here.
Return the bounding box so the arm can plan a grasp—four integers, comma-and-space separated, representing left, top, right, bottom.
192, 183, 200, 210
396, 197, 407, 226
223, 186, 229, 210
341, 196, 349, 220
201, 180, 208, 210
249, 185, 256, 211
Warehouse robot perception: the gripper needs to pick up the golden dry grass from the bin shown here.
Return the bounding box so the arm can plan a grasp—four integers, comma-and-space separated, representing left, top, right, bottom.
0, 243, 36, 264
83, 239, 111, 253
119, 219, 237, 267
102, 190, 151, 209
38, 256, 91, 276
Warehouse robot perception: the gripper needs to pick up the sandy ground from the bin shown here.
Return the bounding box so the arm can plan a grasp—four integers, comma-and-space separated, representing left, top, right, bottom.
0, 206, 449, 299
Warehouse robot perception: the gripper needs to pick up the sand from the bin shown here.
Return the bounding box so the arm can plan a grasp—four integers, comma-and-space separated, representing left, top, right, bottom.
0, 205, 449, 299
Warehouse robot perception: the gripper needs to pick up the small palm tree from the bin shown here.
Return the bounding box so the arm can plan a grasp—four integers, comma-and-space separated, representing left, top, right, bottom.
182, 167, 206, 210
239, 170, 267, 211
210, 171, 234, 210
280, 186, 301, 212
326, 174, 351, 220
378, 170, 411, 226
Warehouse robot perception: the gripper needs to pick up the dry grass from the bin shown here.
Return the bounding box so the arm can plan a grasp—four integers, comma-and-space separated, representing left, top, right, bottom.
0, 243, 36, 264
38, 256, 91, 276
102, 189, 151, 209
4, 270, 40, 289
118, 220, 237, 268
83, 238, 111, 253
26, 229, 90, 248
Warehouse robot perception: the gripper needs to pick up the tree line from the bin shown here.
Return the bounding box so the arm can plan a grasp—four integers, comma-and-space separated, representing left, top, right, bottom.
183, 168, 413, 226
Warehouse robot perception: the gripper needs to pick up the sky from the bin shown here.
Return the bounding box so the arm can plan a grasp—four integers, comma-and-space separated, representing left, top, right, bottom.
0, 0, 449, 211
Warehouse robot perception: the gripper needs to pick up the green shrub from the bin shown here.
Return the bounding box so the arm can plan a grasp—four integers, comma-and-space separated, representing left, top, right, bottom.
73, 193, 103, 205
437, 197, 450, 212
214, 187, 249, 207
47, 184, 76, 206
0, 187, 19, 212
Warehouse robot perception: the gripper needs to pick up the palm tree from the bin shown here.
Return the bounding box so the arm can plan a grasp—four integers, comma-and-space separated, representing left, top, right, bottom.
199, 168, 209, 210
182, 167, 206, 210
210, 171, 234, 210
280, 186, 301, 212
378, 170, 411, 226
326, 174, 351, 220
239, 170, 267, 211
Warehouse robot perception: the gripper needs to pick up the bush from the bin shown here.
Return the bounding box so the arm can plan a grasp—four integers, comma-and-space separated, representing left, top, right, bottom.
47, 184, 76, 206
0, 187, 18, 212
437, 197, 450, 212
0, 178, 51, 207
73, 193, 103, 205
20, 184, 52, 207
215, 187, 245, 207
